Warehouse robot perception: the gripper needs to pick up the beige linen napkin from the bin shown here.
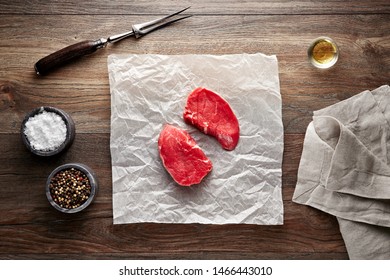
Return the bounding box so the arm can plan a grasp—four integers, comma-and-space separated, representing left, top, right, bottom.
293, 85, 390, 259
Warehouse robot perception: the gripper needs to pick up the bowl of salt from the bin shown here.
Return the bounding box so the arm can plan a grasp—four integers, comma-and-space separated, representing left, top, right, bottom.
21, 106, 75, 156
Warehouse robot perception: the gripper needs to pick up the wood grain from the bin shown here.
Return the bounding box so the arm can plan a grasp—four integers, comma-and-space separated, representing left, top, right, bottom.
0, 133, 347, 259
0, 0, 389, 15
1, 0, 389, 260
1, 14, 388, 134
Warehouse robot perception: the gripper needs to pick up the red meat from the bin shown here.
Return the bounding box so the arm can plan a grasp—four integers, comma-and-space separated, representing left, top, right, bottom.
183, 87, 240, 150
158, 124, 212, 186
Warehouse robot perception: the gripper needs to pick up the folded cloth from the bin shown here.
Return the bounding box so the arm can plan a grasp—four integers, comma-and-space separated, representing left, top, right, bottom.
293, 85, 390, 259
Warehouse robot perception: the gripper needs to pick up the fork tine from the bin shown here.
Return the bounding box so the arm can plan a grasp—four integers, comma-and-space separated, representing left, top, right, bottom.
132, 7, 191, 38
135, 15, 192, 37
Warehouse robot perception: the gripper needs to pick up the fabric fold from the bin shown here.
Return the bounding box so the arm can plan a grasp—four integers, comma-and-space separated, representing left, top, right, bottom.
313, 116, 390, 200
293, 85, 390, 259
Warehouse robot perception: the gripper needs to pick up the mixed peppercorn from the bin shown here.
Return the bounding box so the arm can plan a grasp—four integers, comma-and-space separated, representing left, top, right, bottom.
49, 168, 92, 209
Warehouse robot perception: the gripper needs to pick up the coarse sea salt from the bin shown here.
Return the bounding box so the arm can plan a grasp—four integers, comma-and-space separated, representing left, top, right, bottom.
24, 110, 67, 151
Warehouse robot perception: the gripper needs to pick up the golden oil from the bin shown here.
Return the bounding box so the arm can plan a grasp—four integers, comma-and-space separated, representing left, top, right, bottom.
308, 37, 339, 69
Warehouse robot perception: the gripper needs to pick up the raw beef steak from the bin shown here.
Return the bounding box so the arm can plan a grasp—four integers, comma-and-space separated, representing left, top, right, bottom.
183, 87, 240, 150
158, 124, 212, 186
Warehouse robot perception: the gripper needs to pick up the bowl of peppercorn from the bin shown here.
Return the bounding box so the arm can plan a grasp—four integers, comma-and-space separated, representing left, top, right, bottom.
21, 106, 75, 157
46, 163, 98, 213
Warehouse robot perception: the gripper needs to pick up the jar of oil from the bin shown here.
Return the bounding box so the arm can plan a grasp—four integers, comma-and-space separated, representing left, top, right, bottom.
308, 37, 339, 69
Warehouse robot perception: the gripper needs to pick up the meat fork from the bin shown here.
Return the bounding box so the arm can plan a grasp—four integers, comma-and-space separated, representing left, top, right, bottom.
34, 7, 191, 75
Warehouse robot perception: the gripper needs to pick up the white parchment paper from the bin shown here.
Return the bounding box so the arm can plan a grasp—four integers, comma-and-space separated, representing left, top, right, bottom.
108, 53, 283, 224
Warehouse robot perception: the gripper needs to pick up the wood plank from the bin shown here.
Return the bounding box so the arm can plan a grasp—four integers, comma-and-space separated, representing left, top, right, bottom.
0, 133, 300, 210
1, 1, 388, 261
1, 14, 389, 134
0, 252, 349, 260
0, 211, 347, 259
0, 0, 389, 15
0, 132, 347, 259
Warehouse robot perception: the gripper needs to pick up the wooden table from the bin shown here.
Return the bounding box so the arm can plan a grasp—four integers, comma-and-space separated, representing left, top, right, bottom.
0, 0, 389, 260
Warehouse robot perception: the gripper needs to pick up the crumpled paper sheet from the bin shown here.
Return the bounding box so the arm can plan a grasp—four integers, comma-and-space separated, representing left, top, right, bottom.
108, 53, 284, 225
293, 85, 390, 259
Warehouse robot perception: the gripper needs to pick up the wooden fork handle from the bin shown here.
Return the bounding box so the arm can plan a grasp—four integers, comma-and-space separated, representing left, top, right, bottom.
34, 39, 106, 75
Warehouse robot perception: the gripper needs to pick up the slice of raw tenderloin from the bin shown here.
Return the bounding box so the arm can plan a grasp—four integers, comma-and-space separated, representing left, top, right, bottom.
158, 124, 212, 186
183, 87, 240, 150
